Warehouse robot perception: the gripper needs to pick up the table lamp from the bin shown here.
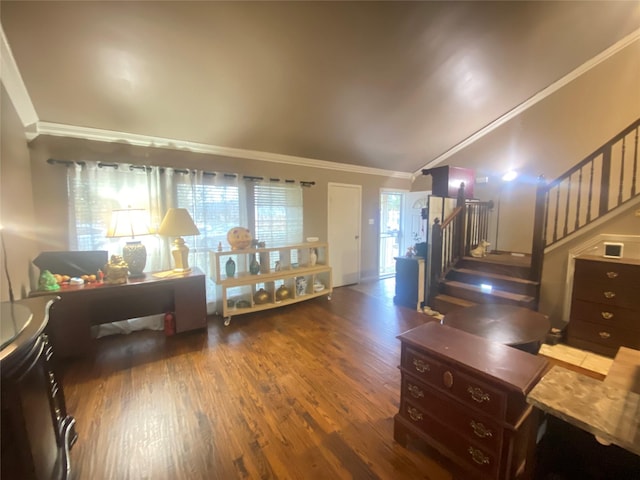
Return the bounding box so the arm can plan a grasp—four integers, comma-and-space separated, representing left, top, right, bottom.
158, 208, 200, 272
106, 207, 152, 278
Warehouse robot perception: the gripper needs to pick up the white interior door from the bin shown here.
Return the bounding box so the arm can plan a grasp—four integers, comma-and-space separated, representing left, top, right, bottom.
328, 183, 361, 286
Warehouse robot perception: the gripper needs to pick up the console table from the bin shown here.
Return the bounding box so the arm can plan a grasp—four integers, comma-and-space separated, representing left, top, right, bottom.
30, 268, 207, 358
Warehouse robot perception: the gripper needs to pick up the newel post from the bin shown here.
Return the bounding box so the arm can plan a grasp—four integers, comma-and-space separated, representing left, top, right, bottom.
530, 175, 547, 284
455, 182, 466, 259
429, 218, 442, 305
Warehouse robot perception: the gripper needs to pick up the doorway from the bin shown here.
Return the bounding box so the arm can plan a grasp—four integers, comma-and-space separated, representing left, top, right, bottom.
379, 190, 404, 277
328, 183, 362, 287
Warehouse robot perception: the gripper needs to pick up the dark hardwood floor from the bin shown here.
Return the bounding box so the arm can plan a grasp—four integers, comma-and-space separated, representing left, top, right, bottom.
59, 279, 454, 480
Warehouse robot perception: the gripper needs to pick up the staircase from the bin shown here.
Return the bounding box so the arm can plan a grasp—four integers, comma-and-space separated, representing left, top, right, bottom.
426, 118, 639, 316
433, 253, 538, 314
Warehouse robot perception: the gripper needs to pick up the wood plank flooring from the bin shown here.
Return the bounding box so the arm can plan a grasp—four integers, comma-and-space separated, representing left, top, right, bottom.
59, 281, 454, 480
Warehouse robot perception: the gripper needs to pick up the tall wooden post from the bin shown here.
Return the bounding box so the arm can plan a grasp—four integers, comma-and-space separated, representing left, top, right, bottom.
429, 218, 442, 306
530, 175, 547, 285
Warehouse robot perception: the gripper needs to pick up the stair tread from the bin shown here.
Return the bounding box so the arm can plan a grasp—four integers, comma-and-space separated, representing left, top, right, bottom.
451, 268, 538, 285
463, 253, 531, 268
443, 280, 535, 302
433, 294, 477, 307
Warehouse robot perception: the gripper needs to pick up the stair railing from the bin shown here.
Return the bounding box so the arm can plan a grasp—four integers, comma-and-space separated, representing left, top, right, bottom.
531, 117, 640, 283
428, 183, 496, 305
464, 200, 494, 256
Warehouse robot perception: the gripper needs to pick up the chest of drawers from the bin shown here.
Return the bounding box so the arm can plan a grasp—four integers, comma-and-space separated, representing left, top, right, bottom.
394, 322, 548, 480
568, 256, 640, 357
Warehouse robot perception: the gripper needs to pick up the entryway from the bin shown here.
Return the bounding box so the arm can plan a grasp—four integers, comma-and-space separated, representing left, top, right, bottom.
379, 190, 404, 277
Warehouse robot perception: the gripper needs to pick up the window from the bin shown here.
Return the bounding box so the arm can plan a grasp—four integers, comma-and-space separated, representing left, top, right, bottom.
67, 164, 304, 283
175, 182, 241, 251
252, 183, 303, 248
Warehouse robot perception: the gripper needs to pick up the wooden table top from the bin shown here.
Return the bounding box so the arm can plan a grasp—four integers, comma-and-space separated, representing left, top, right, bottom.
441, 304, 550, 350
605, 347, 640, 395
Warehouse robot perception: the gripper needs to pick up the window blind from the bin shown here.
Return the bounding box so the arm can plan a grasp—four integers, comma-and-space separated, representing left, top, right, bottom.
253, 183, 303, 248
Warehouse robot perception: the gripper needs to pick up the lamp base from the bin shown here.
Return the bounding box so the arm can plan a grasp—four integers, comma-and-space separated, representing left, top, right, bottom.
170, 237, 191, 273
123, 241, 147, 278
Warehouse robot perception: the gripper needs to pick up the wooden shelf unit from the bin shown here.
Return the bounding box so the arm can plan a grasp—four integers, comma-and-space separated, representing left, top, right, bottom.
210, 242, 332, 325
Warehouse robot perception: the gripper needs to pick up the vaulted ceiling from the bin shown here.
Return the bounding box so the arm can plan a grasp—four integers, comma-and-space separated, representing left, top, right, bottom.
2, 1, 639, 175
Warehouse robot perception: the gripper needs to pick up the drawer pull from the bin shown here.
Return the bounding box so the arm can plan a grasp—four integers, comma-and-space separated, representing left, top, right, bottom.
599, 331, 611, 339
468, 446, 490, 465
443, 370, 454, 389
603, 291, 616, 299
601, 312, 614, 320
413, 358, 430, 373
407, 406, 423, 422
467, 386, 490, 404
407, 384, 424, 399
606, 271, 619, 279
470, 420, 493, 438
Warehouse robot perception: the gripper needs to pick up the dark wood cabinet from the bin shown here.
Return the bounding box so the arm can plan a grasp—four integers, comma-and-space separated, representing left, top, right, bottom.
394, 322, 548, 480
1, 296, 77, 480
568, 256, 640, 357
393, 256, 425, 311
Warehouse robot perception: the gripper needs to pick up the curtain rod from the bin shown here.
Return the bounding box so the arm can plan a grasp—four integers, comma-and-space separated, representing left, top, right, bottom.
47, 158, 315, 186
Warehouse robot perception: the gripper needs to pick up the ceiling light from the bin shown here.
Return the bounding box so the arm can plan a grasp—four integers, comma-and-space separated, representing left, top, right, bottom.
501, 170, 518, 182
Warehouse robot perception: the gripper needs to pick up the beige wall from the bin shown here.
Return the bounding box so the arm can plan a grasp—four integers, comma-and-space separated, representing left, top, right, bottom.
430, 39, 640, 254
28, 136, 411, 282
0, 83, 39, 300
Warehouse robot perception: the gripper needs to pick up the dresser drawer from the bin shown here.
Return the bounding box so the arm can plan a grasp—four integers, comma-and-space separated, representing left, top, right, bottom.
573, 260, 640, 309
402, 347, 444, 386
403, 347, 507, 420
570, 299, 639, 331
568, 320, 640, 351
446, 367, 507, 421
402, 375, 503, 454
401, 398, 499, 478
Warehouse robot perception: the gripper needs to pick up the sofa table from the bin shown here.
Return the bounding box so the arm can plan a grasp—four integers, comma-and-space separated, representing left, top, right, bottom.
30, 267, 207, 358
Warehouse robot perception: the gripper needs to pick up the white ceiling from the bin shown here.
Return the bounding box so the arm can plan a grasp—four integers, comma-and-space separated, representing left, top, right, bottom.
2, 1, 639, 175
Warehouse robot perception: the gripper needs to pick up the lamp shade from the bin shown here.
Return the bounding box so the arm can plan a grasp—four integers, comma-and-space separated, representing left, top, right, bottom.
158, 208, 200, 237
106, 208, 151, 238
158, 208, 200, 273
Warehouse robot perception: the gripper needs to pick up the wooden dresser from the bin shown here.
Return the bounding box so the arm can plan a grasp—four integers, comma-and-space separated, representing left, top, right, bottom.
1, 296, 77, 479
394, 322, 548, 480
568, 256, 640, 357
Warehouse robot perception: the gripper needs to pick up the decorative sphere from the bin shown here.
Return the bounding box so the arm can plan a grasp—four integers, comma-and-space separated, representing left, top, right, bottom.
275, 285, 290, 301
227, 227, 252, 250
254, 288, 270, 304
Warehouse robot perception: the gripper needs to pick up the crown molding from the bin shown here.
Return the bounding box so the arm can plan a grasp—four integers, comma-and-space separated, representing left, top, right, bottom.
1, 22, 408, 179
0, 24, 38, 127
413, 27, 640, 179
34, 122, 413, 179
